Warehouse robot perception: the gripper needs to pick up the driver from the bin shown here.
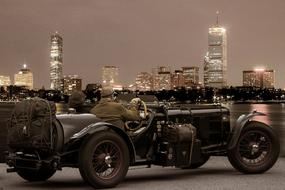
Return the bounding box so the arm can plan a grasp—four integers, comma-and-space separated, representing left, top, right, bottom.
90, 88, 141, 130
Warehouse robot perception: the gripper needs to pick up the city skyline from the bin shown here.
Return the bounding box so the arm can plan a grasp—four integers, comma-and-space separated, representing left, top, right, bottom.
0, 1, 285, 88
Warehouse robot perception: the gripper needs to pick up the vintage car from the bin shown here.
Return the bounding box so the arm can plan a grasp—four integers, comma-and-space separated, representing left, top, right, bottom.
5, 97, 280, 189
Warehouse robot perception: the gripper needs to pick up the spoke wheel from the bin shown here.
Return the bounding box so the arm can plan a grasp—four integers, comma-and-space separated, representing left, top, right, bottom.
238, 130, 271, 166
79, 131, 129, 189
92, 140, 122, 179
228, 121, 280, 174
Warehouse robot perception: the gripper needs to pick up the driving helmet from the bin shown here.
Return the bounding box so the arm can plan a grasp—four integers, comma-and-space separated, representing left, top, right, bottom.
69, 90, 86, 108
101, 88, 114, 98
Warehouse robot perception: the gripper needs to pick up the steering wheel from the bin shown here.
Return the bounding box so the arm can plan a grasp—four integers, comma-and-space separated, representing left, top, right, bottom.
125, 100, 148, 131
140, 100, 148, 119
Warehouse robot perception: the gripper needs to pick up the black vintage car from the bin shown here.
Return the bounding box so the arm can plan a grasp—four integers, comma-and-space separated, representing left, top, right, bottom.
5, 97, 280, 189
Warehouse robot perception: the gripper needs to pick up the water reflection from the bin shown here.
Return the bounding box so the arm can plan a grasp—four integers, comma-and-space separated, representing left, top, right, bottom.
249, 104, 271, 125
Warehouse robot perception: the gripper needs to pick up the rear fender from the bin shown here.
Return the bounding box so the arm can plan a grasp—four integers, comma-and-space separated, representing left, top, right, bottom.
70, 122, 136, 164
227, 110, 266, 150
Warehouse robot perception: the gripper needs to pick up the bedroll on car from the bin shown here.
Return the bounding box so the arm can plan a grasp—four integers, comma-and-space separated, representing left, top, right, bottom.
7, 97, 56, 151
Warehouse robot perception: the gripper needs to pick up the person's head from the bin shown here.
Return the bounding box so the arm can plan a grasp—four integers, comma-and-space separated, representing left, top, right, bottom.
101, 88, 114, 99
68, 91, 86, 108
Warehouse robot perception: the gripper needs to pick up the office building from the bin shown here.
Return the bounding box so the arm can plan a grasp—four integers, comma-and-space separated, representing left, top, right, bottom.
50, 31, 63, 90
0, 75, 11, 86
152, 66, 171, 91
14, 64, 33, 90
182, 66, 199, 87
243, 69, 275, 88
172, 70, 185, 88
204, 12, 227, 88
102, 66, 119, 89
62, 75, 82, 95
135, 72, 152, 91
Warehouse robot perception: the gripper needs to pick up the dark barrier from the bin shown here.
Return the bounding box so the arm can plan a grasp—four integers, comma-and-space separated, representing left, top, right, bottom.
0, 102, 16, 163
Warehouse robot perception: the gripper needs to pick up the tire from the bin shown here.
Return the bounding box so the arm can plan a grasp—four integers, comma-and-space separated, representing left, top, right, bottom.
181, 155, 210, 169
228, 121, 280, 174
79, 131, 130, 189
17, 168, 56, 182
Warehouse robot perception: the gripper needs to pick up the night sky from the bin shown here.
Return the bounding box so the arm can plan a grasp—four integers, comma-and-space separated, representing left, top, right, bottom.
0, 0, 285, 89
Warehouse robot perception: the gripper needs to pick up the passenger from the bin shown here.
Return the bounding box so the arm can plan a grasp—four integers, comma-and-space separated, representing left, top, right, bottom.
90, 88, 141, 130
68, 91, 92, 113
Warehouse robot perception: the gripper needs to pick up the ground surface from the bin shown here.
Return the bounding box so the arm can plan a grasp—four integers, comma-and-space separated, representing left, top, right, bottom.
0, 157, 284, 190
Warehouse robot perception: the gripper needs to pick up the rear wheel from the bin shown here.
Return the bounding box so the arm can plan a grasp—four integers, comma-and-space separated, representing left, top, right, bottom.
228, 121, 280, 174
79, 131, 130, 189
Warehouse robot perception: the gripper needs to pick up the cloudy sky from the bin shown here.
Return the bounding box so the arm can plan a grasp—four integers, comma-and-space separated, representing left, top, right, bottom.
0, 0, 285, 88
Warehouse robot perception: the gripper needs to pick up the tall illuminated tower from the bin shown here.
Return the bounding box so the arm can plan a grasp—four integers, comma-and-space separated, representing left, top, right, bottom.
50, 31, 63, 90
204, 11, 227, 88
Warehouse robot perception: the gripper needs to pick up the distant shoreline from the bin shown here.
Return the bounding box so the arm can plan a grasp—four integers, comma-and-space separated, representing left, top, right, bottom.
230, 101, 285, 104
1, 100, 285, 105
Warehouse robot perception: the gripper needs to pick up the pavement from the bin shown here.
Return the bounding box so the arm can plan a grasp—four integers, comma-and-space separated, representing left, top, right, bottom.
0, 156, 284, 190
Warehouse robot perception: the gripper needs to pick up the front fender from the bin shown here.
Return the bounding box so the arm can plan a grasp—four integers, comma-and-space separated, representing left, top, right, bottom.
70, 122, 136, 164
227, 110, 266, 150
70, 121, 112, 139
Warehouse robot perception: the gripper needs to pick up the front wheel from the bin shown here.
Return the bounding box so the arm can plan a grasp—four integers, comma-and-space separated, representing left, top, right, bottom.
228, 121, 280, 174
79, 130, 130, 189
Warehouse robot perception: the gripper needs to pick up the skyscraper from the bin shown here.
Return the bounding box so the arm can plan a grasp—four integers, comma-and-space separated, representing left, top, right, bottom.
243, 69, 275, 88
102, 66, 119, 89
204, 12, 227, 88
50, 31, 63, 90
14, 64, 33, 90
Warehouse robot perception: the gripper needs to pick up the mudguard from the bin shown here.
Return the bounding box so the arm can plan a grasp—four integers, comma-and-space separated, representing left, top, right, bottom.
70, 122, 137, 164
227, 110, 266, 150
